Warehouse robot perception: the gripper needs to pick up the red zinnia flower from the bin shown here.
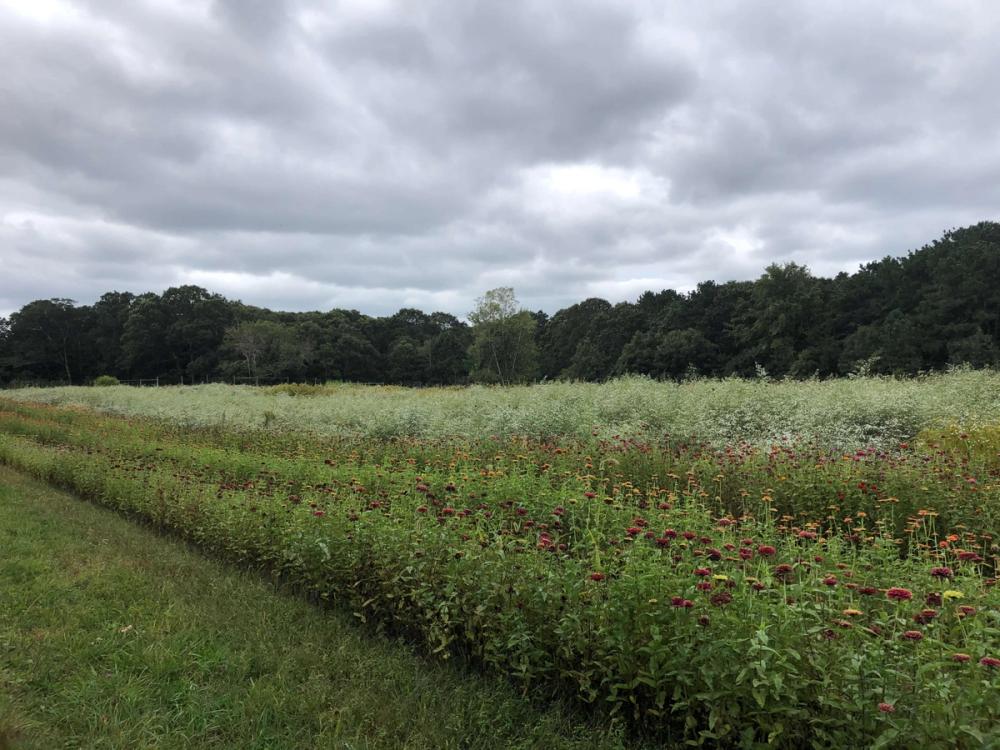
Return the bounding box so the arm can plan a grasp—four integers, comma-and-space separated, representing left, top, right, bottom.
979, 656, 1000, 668
589, 572, 606, 582
662, 529, 678, 539
696, 581, 713, 591
901, 630, 923, 641
930, 567, 954, 579
913, 609, 937, 624
693, 567, 712, 576
952, 653, 972, 663
926, 592, 943, 606
822, 575, 838, 587
958, 605, 977, 617
878, 702, 895, 713
859, 586, 878, 596
757, 544, 776, 556
710, 591, 733, 606
886, 587, 913, 601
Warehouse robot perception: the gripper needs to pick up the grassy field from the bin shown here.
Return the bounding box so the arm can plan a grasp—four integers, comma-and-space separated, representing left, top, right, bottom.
0, 465, 628, 750
8, 369, 1000, 447
1, 378, 998, 748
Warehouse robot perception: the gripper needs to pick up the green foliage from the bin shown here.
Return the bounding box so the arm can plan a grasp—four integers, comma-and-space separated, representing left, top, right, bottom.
468, 288, 539, 385
91, 374, 120, 386
10, 369, 1000, 448
1, 223, 999, 387
0, 396, 998, 746
0, 466, 619, 750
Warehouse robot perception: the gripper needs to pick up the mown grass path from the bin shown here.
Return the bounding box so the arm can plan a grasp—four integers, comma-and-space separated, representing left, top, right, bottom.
0, 466, 629, 750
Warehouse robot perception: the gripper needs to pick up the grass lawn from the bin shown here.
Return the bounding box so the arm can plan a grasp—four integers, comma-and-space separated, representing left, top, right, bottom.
0, 465, 629, 750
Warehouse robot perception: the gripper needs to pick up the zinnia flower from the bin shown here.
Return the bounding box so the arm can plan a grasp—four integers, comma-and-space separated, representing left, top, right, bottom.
901, 630, 923, 641
979, 656, 1000, 668
757, 544, 776, 556
952, 653, 972, 663
589, 572, 606, 582
878, 702, 895, 713
930, 567, 954, 579
886, 587, 913, 601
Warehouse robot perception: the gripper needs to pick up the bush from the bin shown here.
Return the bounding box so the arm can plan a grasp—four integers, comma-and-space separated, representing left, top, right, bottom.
92, 375, 120, 387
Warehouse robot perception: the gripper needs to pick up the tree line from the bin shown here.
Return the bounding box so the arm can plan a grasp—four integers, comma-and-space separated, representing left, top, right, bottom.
1, 222, 997, 387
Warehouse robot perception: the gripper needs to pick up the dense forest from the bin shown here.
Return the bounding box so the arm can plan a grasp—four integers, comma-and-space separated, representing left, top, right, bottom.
1, 222, 998, 386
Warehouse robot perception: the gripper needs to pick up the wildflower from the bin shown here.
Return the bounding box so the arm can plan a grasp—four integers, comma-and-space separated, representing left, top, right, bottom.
662, 529, 677, 539
757, 544, 776, 557
843, 608, 864, 617
913, 609, 937, 624
979, 657, 1000, 668
957, 605, 977, 617
957, 551, 983, 561
706, 547, 723, 560
878, 702, 895, 713
710, 591, 733, 606
901, 630, 924, 641
696, 581, 713, 591
693, 567, 712, 577
739, 547, 754, 560
886, 587, 913, 601
312, 510, 325, 517
930, 567, 954, 579
682, 531, 697, 540
942, 590, 964, 600
774, 563, 794, 581
589, 572, 606, 582
671, 596, 694, 608
859, 586, 878, 596
751, 582, 766, 591
626, 527, 642, 537
926, 592, 943, 606
822, 575, 838, 587
798, 530, 817, 540
952, 653, 972, 663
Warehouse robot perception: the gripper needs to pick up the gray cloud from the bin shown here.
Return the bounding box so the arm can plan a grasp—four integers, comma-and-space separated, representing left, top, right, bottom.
1, 0, 998, 319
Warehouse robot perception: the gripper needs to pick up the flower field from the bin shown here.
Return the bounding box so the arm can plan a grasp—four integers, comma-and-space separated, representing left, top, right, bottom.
1, 380, 998, 747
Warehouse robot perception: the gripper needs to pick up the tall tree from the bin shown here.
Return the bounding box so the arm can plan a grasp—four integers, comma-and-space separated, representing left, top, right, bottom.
468, 288, 539, 385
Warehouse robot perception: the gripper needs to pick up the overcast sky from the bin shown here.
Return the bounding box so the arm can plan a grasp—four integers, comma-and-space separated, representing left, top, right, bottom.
1, 0, 998, 319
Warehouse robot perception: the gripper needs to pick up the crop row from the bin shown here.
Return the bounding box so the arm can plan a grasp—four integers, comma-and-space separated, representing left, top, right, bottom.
0, 399, 998, 747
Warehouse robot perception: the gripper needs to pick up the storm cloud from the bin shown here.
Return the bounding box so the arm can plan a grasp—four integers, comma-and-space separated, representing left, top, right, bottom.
1, 0, 998, 317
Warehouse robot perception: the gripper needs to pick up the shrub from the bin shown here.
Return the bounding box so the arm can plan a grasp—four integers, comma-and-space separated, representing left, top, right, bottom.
92, 375, 120, 387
